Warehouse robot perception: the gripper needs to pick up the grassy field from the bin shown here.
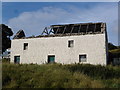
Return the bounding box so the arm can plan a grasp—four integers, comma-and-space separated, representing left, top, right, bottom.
2, 60, 120, 88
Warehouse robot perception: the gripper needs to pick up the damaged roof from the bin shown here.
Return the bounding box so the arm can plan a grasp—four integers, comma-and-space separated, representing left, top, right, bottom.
14, 22, 107, 39
49, 22, 106, 35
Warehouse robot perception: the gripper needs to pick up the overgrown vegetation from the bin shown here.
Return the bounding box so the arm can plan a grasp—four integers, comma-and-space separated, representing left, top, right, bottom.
108, 43, 120, 65
108, 43, 119, 50
2, 61, 120, 88
2, 43, 120, 88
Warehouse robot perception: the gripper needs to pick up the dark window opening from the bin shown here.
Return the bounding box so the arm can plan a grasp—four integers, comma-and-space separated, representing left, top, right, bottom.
14, 56, 20, 64
95, 23, 101, 32
24, 43, 28, 50
72, 25, 80, 33
79, 54, 87, 62
87, 24, 95, 33
48, 55, 55, 63
80, 25, 87, 33
68, 40, 74, 47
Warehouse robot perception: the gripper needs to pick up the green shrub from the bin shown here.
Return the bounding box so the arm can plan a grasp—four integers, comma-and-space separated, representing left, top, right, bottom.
2, 62, 120, 88
103, 78, 120, 88
2, 58, 10, 63
64, 64, 120, 79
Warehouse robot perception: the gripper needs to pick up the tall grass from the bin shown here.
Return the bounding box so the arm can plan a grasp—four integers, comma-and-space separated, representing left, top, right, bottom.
63, 64, 120, 79
2, 62, 120, 88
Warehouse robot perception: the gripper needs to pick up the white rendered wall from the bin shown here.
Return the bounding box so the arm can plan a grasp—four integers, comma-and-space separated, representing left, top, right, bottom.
11, 34, 107, 65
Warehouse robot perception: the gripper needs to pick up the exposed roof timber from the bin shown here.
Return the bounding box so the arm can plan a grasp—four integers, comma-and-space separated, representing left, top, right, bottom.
41, 22, 106, 35
41, 27, 49, 35
50, 22, 104, 28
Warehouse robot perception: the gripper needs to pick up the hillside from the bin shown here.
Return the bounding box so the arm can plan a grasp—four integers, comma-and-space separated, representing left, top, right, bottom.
2, 61, 120, 88
2, 43, 120, 88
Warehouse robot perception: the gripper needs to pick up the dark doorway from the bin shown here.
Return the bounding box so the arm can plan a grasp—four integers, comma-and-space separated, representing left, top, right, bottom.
14, 56, 20, 64
48, 55, 55, 63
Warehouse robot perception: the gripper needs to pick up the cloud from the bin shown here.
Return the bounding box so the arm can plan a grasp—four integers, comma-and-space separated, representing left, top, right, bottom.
7, 3, 118, 44
7, 7, 72, 36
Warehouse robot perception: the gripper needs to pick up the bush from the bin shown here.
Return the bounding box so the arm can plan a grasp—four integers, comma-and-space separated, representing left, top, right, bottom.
2, 58, 10, 63
2, 63, 120, 88
64, 64, 120, 79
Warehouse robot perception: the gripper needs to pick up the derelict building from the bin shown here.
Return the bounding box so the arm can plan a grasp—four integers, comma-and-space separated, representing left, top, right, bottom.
10, 22, 108, 65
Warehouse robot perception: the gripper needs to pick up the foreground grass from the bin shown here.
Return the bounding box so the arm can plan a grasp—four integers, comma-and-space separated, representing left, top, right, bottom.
2, 62, 120, 88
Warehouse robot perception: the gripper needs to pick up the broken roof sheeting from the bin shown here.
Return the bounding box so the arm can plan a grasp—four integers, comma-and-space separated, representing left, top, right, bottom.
51, 22, 105, 34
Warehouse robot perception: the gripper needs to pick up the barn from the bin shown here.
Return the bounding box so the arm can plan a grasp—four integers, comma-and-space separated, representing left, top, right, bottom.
10, 22, 108, 65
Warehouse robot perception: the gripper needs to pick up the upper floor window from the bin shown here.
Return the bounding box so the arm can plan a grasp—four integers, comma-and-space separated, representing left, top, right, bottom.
68, 40, 74, 48
24, 43, 28, 50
